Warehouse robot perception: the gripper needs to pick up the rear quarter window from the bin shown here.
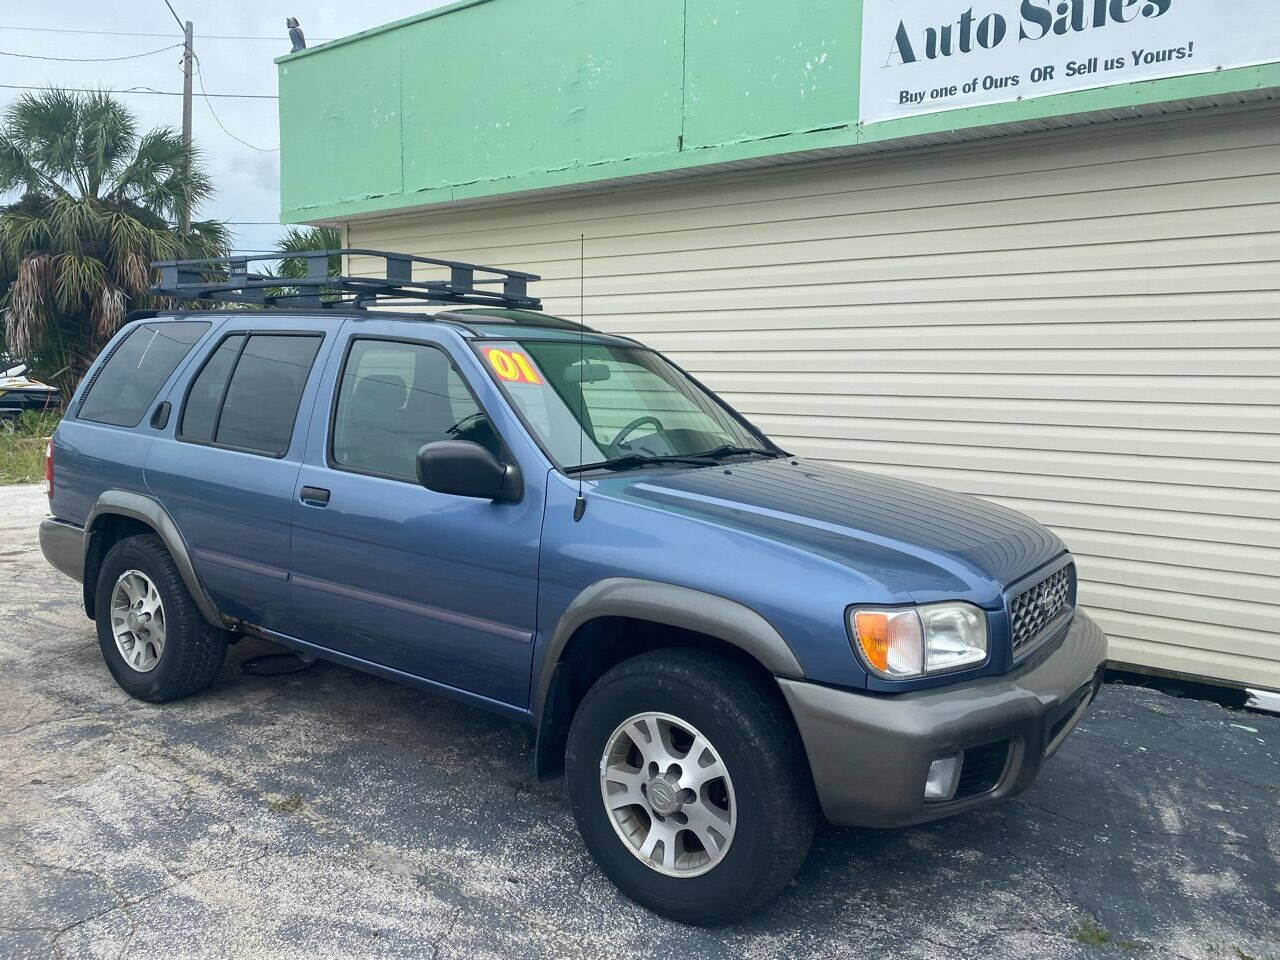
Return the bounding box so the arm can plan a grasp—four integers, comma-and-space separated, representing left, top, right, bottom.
78, 321, 210, 427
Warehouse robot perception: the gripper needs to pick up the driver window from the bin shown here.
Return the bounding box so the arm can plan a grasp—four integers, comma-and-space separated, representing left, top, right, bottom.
580, 359, 708, 446
332, 339, 499, 481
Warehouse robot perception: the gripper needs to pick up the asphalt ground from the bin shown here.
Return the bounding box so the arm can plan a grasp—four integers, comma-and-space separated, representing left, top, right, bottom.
1, 483, 1277, 959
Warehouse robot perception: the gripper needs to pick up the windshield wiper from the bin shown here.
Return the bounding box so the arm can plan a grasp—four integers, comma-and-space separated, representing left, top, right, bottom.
565, 453, 717, 474
694, 444, 779, 461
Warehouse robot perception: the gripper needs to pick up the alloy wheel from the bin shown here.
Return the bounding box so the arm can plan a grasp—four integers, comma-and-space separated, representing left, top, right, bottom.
110, 569, 166, 673
599, 711, 736, 877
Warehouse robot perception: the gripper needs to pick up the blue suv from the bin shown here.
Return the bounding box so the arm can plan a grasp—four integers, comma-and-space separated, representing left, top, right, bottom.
39, 251, 1106, 922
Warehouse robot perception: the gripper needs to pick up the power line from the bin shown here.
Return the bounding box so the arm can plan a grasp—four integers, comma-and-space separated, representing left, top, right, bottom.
0, 43, 182, 62
0, 24, 334, 42
0, 83, 277, 100
161, 0, 186, 32
192, 56, 278, 152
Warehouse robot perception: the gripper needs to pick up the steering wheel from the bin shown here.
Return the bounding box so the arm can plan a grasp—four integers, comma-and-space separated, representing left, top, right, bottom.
612, 415, 664, 450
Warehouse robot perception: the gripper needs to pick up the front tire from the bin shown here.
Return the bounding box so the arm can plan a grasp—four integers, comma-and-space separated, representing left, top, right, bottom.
566, 648, 816, 923
95, 534, 227, 702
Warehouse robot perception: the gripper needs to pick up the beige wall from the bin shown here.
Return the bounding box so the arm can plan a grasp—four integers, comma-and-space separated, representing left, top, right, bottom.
343, 103, 1280, 690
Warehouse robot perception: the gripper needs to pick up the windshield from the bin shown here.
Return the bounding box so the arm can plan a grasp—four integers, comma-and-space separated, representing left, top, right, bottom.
477, 339, 774, 471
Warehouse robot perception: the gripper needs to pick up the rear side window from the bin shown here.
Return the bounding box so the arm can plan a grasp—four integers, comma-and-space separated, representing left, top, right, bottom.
179, 333, 323, 457
78, 321, 210, 426
180, 335, 244, 441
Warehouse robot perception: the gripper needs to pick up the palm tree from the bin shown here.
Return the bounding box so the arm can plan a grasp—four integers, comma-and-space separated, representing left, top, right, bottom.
0, 89, 229, 401
261, 225, 342, 304
274, 225, 342, 281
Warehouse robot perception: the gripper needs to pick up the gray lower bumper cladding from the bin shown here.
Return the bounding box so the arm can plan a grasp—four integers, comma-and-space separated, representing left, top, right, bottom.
780, 611, 1108, 828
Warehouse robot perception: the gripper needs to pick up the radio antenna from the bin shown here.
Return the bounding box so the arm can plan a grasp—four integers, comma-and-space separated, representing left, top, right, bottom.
573, 233, 588, 522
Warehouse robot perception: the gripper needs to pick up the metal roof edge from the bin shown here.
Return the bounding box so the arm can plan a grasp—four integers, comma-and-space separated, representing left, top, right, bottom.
275, 0, 497, 64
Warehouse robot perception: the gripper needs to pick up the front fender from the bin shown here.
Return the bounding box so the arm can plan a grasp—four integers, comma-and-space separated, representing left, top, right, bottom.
533, 577, 804, 726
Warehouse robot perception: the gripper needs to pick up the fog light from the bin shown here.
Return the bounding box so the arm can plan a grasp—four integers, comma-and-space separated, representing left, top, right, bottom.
924, 753, 962, 802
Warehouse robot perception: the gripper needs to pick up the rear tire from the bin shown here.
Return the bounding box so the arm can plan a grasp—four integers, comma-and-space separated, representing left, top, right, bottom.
95, 534, 227, 702
566, 647, 816, 923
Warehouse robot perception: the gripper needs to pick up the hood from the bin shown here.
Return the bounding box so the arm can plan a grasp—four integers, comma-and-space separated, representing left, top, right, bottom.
598, 458, 1064, 605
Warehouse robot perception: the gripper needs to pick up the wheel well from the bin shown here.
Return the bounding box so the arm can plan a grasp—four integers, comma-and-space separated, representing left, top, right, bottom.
534, 616, 780, 779
82, 514, 157, 619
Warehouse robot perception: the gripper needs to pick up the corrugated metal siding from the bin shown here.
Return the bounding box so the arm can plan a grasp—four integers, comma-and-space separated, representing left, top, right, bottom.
344, 104, 1280, 690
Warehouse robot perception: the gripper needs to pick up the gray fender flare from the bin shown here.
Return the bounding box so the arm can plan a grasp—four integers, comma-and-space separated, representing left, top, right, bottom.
533, 577, 804, 727
85, 490, 224, 629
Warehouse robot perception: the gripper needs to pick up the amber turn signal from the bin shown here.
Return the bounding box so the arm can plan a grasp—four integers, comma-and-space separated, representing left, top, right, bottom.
852, 608, 924, 677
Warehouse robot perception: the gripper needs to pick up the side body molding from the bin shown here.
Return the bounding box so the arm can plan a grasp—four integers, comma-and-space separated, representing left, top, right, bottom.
534, 577, 804, 725
85, 490, 224, 629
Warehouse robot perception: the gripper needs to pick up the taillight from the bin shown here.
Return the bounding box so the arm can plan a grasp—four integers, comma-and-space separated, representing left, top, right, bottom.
45, 442, 53, 499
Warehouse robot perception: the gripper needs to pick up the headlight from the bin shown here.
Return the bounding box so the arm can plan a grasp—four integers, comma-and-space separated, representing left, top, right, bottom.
849, 602, 988, 679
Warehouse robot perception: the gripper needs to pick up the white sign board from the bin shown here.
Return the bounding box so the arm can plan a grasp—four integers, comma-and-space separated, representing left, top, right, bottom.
859, 1, 1280, 124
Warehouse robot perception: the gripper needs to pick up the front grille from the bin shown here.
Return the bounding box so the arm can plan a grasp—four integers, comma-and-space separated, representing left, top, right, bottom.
956, 741, 1009, 799
1010, 564, 1074, 654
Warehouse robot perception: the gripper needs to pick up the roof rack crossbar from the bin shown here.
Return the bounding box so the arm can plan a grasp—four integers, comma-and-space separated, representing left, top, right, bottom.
152, 248, 542, 311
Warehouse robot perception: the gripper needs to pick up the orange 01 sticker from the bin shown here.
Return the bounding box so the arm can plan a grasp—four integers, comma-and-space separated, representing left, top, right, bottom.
486, 348, 543, 384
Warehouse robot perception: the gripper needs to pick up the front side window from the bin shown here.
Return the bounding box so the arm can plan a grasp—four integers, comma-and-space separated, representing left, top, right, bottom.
331, 338, 497, 482
477, 339, 770, 470
179, 333, 322, 457
79, 321, 209, 426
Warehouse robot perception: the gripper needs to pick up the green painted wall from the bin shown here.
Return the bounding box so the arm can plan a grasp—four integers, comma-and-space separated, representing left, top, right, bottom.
682, 0, 860, 149
277, 0, 1280, 222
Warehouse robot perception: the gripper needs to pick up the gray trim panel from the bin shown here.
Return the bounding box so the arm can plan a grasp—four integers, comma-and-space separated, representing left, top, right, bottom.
39, 518, 85, 583
85, 490, 224, 629
535, 577, 804, 723
780, 609, 1108, 828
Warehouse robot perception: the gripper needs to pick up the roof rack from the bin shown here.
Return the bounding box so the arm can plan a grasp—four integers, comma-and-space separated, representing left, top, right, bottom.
151, 248, 541, 311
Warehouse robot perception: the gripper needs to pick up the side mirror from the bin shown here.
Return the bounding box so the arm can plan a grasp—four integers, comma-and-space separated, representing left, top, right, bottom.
416, 440, 521, 503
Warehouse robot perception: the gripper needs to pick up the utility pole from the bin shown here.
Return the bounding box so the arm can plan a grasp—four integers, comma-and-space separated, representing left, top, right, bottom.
179, 20, 193, 236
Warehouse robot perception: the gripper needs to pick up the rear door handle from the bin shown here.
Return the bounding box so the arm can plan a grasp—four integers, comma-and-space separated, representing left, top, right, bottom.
300, 486, 330, 506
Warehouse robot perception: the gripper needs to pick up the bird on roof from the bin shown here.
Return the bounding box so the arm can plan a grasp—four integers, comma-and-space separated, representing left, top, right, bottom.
287, 17, 306, 52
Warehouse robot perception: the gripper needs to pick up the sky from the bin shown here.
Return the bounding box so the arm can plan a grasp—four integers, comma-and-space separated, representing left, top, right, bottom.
0, 1, 448, 255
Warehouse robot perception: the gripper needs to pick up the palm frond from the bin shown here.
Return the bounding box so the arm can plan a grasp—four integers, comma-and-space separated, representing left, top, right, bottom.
110, 128, 212, 219
5, 252, 53, 356
184, 219, 231, 258
6, 89, 85, 195
275, 225, 342, 280
77, 91, 136, 196
44, 195, 105, 254
0, 207, 52, 264
51, 252, 108, 315
90, 281, 127, 339
0, 131, 74, 200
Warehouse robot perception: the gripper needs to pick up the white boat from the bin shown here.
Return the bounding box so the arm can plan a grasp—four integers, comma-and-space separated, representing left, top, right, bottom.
0, 364, 61, 419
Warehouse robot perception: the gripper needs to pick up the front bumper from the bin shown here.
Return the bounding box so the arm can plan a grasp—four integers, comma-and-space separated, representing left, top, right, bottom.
778, 610, 1107, 828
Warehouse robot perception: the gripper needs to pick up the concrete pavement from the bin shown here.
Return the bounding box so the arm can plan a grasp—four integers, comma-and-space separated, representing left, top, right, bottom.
1, 483, 1277, 959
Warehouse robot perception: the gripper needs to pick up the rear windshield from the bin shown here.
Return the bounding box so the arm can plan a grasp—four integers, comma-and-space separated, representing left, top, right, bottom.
78, 321, 210, 427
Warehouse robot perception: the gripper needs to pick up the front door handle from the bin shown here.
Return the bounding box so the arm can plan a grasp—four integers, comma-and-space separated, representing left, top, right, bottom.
300, 486, 331, 506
